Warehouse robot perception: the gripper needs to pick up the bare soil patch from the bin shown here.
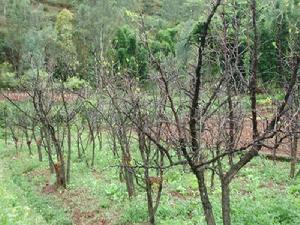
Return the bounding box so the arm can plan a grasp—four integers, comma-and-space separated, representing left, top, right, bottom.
0, 91, 78, 102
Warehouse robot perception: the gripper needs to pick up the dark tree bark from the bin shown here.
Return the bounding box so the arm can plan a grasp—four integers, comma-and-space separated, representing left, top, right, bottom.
138, 130, 155, 225
188, 1, 222, 225
41, 127, 54, 173
195, 170, 216, 225
290, 94, 299, 178
24, 128, 33, 156
32, 127, 43, 161
221, 180, 231, 225
249, 0, 259, 140
290, 133, 298, 178
87, 117, 96, 168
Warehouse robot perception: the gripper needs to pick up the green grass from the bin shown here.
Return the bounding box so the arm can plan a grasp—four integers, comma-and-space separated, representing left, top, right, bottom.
0, 142, 72, 225
0, 167, 47, 225
0, 134, 300, 225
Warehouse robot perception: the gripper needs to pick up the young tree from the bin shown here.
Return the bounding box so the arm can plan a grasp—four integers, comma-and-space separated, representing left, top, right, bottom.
54, 9, 78, 81
75, 0, 121, 86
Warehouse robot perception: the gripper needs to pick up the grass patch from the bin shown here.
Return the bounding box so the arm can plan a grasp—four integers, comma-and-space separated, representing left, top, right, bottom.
0, 136, 300, 225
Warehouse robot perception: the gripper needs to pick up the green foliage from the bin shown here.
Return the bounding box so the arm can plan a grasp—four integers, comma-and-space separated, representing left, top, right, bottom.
0, 62, 17, 88
0, 33, 7, 64
160, 0, 204, 23
150, 27, 178, 57
64, 76, 88, 90
1, 0, 31, 74
112, 26, 148, 79
112, 25, 179, 79
258, 2, 290, 83
258, 26, 278, 82
74, 0, 121, 82
19, 69, 49, 88
188, 21, 205, 45
55, 8, 78, 81
55, 9, 74, 36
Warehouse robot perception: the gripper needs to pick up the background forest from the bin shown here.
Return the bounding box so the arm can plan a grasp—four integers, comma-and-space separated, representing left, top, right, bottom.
0, 0, 300, 225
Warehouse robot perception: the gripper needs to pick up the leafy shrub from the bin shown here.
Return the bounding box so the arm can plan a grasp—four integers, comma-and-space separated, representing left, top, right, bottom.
112, 26, 148, 80
0, 63, 18, 89
64, 76, 88, 90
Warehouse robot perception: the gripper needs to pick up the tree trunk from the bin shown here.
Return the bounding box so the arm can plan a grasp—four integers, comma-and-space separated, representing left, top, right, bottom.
37, 140, 43, 162
32, 128, 43, 161
48, 124, 67, 188
76, 125, 82, 159
290, 92, 299, 178
97, 125, 103, 152
221, 180, 231, 225
249, 0, 259, 140
66, 122, 72, 183
24, 128, 32, 156
87, 119, 96, 167
146, 176, 155, 225
196, 170, 216, 225
121, 152, 135, 198
119, 130, 135, 198
41, 128, 54, 173
139, 130, 155, 224
4, 107, 8, 145
290, 134, 298, 178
